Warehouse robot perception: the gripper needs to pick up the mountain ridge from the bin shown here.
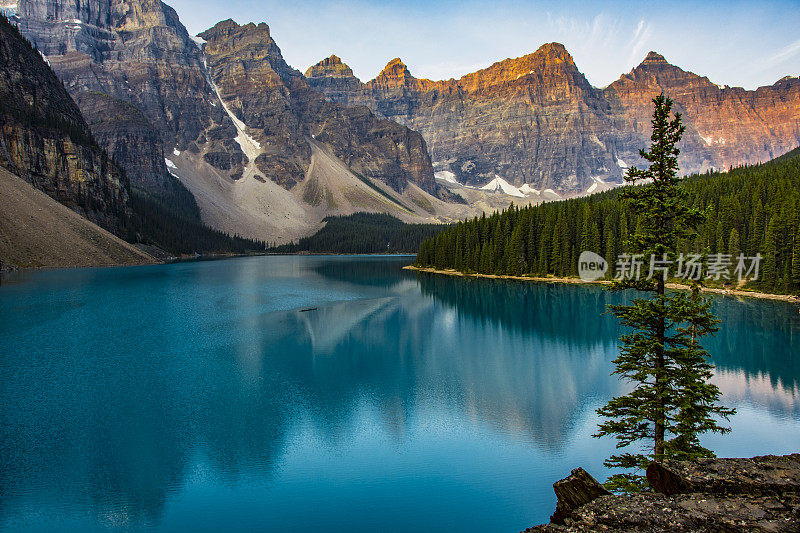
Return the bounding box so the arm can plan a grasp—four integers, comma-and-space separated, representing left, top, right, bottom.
8, 1, 799, 246
10, 3, 475, 245
306, 45, 800, 194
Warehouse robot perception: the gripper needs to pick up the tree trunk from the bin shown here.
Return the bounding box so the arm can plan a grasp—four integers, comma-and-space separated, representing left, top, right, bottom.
654, 276, 665, 458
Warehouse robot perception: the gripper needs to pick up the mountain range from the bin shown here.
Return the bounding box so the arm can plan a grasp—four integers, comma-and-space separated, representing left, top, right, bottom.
2, 0, 799, 247
305, 48, 800, 194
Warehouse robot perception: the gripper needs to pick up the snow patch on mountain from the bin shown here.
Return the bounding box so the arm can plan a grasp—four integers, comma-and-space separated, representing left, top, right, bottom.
434, 170, 459, 184
519, 184, 541, 196
206, 61, 263, 163
480, 175, 525, 197
616, 157, 628, 169
702, 135, 726, 146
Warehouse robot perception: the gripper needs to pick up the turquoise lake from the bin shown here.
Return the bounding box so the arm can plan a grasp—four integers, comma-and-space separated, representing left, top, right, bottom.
0, 255, 798, 532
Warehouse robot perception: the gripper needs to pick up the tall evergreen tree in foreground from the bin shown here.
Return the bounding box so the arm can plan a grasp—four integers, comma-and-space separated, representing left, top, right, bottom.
594, 95, 734, 492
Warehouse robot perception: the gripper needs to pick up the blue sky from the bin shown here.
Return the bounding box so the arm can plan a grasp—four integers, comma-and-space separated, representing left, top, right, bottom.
170, 0, 800, 89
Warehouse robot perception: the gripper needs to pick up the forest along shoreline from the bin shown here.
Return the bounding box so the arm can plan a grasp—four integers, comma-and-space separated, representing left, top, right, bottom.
404, 265, 800, 303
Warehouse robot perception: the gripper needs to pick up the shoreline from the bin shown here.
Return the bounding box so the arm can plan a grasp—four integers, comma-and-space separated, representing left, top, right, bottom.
0, 252, 415, 275
0, 251, 266, 274
404, 265, 800, 303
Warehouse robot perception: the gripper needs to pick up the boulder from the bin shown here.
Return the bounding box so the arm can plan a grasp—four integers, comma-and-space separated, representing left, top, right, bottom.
647, 454, 800, 496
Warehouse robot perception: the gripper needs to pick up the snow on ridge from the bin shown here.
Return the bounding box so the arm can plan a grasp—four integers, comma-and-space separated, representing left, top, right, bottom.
165, 158, 177, 170
616, 157, 628, 169
206, 60, 263, 162
543, 188, 562, 198
190, 35, 206, 48
173, 148, 181, 156
519, 184, 541, 196
480, 175, 525, 197
434, 170, 459, 184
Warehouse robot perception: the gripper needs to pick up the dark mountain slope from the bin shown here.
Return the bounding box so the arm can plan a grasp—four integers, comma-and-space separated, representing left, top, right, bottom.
0, 12, 130, 234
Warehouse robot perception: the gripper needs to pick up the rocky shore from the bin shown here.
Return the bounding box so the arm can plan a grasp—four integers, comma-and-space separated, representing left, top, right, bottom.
525, 454, 800, 532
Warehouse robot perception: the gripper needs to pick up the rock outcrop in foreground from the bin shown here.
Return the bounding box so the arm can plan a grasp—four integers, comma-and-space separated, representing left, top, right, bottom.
526, 454, 800, 532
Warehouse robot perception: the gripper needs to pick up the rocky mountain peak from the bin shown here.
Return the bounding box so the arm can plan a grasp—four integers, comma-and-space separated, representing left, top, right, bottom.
457, 42, 585, 95
641, 51, 669, 66
370, 57, 414, 90
379, 58, 411, 77
209, 18, 238, 32
200, 18, 293, 85
202, 19, 270, 41
304, 54, 355, 79
534, 42, 574, 63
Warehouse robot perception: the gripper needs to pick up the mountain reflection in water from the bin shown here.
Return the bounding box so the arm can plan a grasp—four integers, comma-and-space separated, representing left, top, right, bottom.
0, 256, 797, 532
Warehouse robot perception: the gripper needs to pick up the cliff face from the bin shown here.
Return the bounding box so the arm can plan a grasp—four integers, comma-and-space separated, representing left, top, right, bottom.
308, 44, 614, 193
14, 3, 437, 209
605, 51, 800, 172
199, 20, 436, 194
0, 14, 129, 233
14, 0, 228, 213
303, 54, 363, 103
306, 48, 800, 194
10, 4, 465, 245
17, 0, 223, 146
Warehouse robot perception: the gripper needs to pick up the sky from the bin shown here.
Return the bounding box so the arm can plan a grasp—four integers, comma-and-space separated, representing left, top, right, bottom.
168, 0, 800, 89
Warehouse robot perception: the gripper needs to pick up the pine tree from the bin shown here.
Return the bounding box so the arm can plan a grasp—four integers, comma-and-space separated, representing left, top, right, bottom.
594, 95, 734, 492
793, 230, 800, 289
667, 285, 734, 459
763, 218, 778, 288
727, 228, 741, 258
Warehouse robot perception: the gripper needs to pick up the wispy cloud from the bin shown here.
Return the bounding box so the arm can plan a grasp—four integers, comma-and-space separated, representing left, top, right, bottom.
626, 19, 653, 69
545, 12, 624, 54
762, 38, 800, 70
